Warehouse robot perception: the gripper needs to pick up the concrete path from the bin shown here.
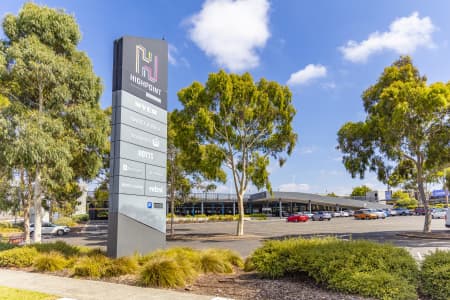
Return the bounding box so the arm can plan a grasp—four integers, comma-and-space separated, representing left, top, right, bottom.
0, 269, 219, 300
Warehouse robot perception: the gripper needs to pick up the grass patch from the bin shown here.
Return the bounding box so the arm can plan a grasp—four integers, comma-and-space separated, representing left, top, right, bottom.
73, 255, 110, 278
53, 217, 77, 227
249, 237, 419, 300
200, 250, 233, 274
0, 286, 57, 300
33, 252, 68, 272
0, 242, 17, 252
420, 250, 450, 300
0, 247, 38, 267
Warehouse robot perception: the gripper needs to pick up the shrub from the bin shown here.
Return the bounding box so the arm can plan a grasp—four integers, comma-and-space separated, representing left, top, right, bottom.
421, 250, 450, 300
33, 252, 68, 272
200, 250, 233, 274
0, 242, 17, 252
32, 241, 80, 257
249, 237, 419, 299
0, 247, 38, 267
103, 256, 138, 278
244, 256, 256, 272
139, 258, 185, 288
72, 214, 89, 223
207, 248, 243, 268
249, 213, 268, 220
73, 255, 110, 278
53, 216, 77, 227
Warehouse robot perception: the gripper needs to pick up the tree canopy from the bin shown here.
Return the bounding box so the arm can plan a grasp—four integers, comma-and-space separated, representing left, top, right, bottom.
350, 185, 372, 197
172, 70, 297, 235
337, 56, 450, 232
0, 3, 109, 242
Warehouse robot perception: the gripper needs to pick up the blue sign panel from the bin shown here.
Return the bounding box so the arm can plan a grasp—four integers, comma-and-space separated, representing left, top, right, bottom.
147, 201, 153, 208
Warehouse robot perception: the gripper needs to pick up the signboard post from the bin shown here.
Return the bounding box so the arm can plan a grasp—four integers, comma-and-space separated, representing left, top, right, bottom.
108, 36, 168, 258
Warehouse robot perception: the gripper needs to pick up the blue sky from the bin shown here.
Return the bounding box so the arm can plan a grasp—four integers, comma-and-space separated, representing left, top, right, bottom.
2, 0, 449, 195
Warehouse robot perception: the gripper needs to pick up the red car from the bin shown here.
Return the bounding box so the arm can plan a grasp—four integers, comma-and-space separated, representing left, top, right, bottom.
287, 213, 309, 222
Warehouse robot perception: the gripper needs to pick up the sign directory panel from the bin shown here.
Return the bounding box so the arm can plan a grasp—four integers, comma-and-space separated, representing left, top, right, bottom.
108, 36, 168, 258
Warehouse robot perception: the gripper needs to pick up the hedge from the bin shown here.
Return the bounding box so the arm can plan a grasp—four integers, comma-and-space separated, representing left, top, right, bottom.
420, 250, 450, 300
249, 237, 419, 300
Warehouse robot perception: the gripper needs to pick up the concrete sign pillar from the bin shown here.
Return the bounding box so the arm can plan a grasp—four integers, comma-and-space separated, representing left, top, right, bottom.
108, 36, 168, 258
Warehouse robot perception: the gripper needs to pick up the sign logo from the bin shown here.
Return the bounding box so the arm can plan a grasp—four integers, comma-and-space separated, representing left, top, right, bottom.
147, 201, 153, 208
136, 45, 158, 83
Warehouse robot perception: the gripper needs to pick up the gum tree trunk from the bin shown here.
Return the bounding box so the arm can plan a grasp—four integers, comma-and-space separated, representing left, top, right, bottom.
33, 169, 42, 243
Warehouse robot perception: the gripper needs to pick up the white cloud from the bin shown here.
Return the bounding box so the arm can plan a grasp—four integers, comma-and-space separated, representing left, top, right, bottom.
340, 12, 436, 63
297, 145, 318, 155
187, 0, 270, 72
287, 64, 327, 86
279, 183, 310, 192
322, 82, 336, 89
168, 44, 178, 65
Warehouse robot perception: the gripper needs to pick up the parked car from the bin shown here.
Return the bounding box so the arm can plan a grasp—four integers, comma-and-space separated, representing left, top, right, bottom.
311, 211, 331, 221
371, 209, 387, 219
431, 208, 447, 219
381, 208, 392, 217
392, 207, 412, 216
29, 222, 70, 236
304, 212, 315, 218
354, 209, 378, 220
331, 211, 342, 218
347, 210, 355, 216
414, 207, 426, 215
446, 209, 450, 228
340, 211, 349, 217
287, 213, 309, 223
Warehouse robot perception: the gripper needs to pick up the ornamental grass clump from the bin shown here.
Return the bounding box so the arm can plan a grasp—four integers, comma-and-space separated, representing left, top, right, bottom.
33, 251, 68, 272
249, 237, 419, 300
73, 255, 110, 278
420, 250, 450, 300
138, 258, 185, 288
103, 256, 138, 278
0, 247, 38, 267
32, 241, 80, 257
200, 250, 233, 274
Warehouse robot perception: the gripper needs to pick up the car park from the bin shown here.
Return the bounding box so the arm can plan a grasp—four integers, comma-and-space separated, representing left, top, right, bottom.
287, 213, 309, 223
431, 208, 447, 219
347, 210, 355, 216
30, 222, 70, 236
381, 208, 392, 217
311, 211, 331, 221
354, 209, 378, 220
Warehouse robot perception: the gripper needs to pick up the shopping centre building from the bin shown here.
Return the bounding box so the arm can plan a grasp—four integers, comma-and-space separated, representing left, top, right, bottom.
170, 191, 389, 217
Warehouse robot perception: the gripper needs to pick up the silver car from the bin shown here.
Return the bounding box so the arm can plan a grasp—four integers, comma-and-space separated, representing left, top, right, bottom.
431, 208, 447, 219
30, 223, 70, 236
312, 211, 332, 221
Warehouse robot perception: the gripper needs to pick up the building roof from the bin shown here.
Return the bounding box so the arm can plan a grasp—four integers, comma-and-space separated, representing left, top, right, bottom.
249, 191, 389, 209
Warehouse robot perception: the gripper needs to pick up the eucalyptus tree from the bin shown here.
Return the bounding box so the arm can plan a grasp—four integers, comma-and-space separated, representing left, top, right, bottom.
0, 3, 109, 242
337, 56, 450, 232
173, 71, 297, 235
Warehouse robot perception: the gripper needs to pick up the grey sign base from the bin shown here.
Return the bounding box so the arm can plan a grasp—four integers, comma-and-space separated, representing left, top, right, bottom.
107, 212, 166, 258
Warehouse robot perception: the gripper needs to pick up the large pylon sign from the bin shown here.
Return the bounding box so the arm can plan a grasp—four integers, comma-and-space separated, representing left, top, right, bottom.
108, 36, 168, 258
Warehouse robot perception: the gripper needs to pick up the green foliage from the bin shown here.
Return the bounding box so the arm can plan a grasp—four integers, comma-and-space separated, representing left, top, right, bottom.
337, 56, 450, 232
53, 217, 77, 227
249, 238, 419, 299
326, 192, 339, 197
0, 247, 38, 267
0, 286, 57, 300
31, 241, 80, 257
395, 198, 418, 209
200, 250, 234, 274
138, 258, 186, 288
103, 257, 138, 278
420, 250, 450, 300
72, 214, 89, 223
249, 213, 267, 220
244, 256, 256, 272
173, 71, 297, 235
0, 242, 17, 251
33, 251, 68, 272
350, 185, 372, 197
72, 255, 110, 278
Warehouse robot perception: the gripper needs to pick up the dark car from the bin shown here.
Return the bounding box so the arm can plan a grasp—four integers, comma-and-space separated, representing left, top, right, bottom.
414, 207, 426, 215
287, 213, 309, 223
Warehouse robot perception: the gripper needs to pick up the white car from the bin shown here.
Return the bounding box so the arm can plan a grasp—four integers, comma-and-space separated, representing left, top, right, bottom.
368, 209, 386, 219
431, 208, 447, 219
340, 211, 349, 217
30, 222, 70, 236
332, 211, 341, 217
